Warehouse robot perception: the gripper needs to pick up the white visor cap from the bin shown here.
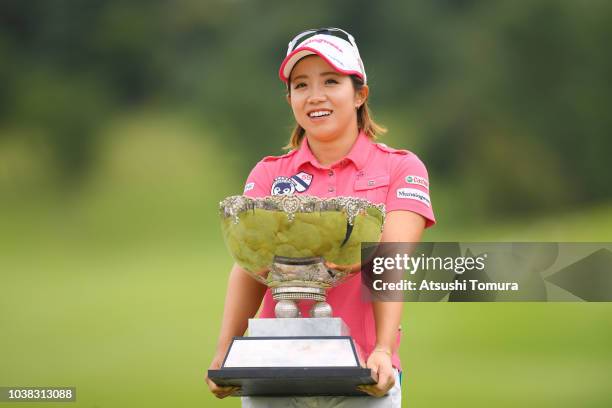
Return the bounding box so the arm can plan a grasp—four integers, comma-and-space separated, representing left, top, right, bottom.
279, 33, 367, 84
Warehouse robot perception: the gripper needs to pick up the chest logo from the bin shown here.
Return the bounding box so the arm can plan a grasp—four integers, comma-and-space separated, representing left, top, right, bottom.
271, 176, 296, 196
290, 172, 313, 192
271, 172, 313, 196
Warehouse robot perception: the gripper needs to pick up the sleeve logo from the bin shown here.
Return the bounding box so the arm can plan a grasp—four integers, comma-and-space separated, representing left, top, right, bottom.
405, 175, 429, 189
396, 188, 431, 207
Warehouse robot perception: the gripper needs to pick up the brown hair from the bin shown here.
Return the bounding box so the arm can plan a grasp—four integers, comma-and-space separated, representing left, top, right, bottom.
283, 75, 387, 150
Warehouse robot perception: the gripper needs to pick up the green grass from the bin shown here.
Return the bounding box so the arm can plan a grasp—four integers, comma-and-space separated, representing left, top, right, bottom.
425, 201, 612, 242
1, 190, 234, 407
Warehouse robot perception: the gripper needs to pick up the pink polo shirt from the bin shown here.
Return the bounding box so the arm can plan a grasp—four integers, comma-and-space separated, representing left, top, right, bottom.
243, 131, 436, 369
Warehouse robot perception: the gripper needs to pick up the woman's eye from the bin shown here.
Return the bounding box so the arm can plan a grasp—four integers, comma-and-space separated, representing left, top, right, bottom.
294, 82, 306, 89
325, 79, 338, 84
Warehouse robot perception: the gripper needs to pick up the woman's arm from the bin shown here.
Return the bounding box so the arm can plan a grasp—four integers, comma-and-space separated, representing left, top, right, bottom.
374, 209, 425, 351
359, 210, 425, 397
205, 262, 267, 398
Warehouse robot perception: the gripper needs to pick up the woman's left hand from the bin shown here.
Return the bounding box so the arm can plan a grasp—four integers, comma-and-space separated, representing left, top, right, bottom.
357, 349, 395, 397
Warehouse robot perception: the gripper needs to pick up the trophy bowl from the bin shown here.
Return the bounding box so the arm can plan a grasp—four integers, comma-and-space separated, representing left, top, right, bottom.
219, 195, 385, 318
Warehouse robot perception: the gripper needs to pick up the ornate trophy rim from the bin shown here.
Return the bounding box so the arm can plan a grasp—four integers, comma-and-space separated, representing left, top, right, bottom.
219, 194, 386, 227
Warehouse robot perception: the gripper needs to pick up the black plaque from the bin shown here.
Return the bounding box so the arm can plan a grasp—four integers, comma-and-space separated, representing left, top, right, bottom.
208, 366, 376, 396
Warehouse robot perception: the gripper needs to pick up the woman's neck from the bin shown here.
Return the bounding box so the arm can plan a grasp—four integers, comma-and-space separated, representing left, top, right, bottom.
306, 128, 360, 167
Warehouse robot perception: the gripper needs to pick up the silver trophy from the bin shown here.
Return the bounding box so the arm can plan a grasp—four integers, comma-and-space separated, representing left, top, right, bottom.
209, 195, 385, 396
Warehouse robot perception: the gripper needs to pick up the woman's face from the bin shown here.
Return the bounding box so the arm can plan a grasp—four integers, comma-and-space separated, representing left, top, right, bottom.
288, 55, 366, 143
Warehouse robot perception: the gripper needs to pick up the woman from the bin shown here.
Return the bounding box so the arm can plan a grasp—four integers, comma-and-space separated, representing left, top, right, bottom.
206, 28, 436, 407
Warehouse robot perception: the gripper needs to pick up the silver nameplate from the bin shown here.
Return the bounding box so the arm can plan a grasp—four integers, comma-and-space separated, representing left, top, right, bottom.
223, 338, 359, 368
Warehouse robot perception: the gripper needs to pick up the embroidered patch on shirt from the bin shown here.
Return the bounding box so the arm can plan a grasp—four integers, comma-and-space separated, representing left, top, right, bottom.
243, 182, 255, 193
405, 175, 429, 189
396, 188, 431, 207
290, 172, 313, 193
271, 176, 296, 196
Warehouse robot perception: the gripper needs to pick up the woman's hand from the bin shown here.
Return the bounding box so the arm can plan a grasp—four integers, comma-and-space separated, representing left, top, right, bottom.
205, 354, 241, 399
357, 349, 395, 397
204, 263, 266, 399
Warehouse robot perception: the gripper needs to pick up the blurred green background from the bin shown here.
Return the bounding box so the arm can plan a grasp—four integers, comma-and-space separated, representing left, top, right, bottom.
1, 0, 611, 407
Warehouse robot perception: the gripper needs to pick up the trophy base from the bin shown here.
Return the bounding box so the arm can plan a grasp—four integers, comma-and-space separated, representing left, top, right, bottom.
208, 366, 375, 397
207, 318, 375, 397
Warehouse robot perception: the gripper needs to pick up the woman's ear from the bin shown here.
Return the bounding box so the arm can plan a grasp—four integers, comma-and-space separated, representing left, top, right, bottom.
355, 84, 369, 108
286, 93, 291, 106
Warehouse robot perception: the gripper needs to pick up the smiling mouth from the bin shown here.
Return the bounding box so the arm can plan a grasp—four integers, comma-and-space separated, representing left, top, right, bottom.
308, 110, 333, 118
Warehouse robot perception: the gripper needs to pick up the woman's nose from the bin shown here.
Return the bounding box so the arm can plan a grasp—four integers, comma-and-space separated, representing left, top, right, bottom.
307, 86, 327, 103
308, 95, 326, 104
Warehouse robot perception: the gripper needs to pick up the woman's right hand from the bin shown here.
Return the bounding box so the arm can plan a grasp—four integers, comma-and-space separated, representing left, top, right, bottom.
205, 264, 266, 399
205, 354, 241, 399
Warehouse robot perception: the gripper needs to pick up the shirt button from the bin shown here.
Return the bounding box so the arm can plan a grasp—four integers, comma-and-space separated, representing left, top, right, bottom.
328, 186, 335, 192
328, 170, 334, 176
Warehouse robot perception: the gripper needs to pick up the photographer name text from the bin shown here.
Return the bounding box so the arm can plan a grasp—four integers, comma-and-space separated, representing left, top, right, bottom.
370, 254, 519, 292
